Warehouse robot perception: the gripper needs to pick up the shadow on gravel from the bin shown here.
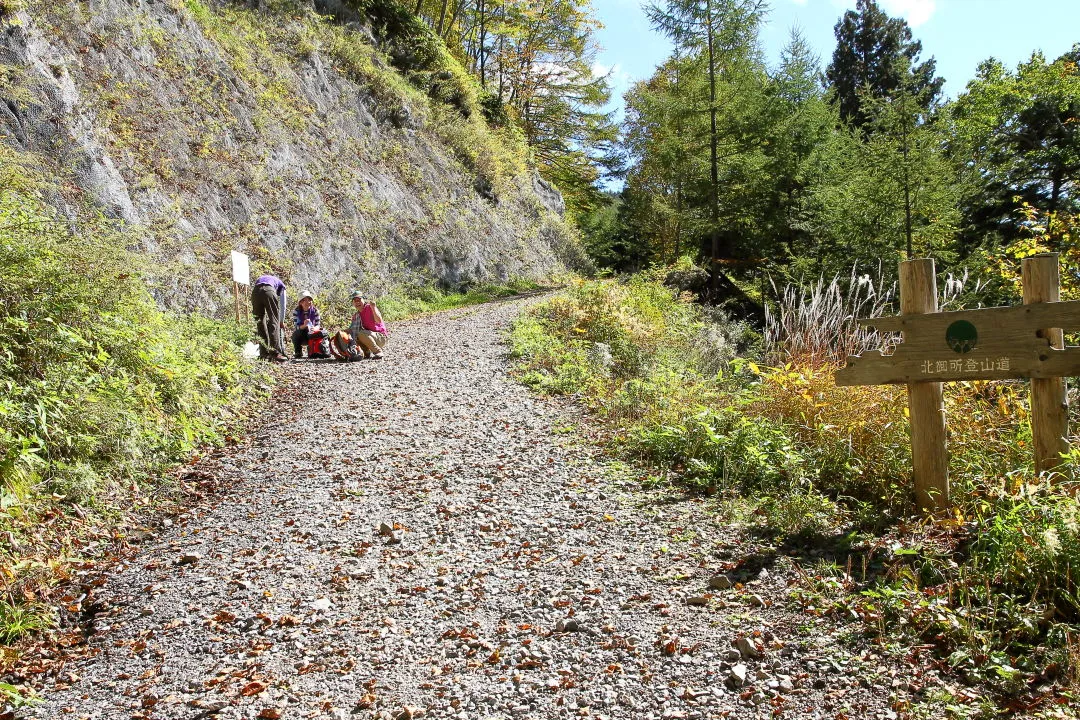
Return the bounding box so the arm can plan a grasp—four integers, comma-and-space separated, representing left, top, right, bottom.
739, 520, 941, 590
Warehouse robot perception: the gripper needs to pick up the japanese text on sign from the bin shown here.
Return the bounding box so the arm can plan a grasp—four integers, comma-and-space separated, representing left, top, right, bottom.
920, 357, 1011, 375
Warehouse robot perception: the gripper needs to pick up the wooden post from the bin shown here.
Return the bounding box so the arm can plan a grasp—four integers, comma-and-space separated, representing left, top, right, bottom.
901, 259, 949, 512
233, 281, 241, 324
1023, 253, 1068, 474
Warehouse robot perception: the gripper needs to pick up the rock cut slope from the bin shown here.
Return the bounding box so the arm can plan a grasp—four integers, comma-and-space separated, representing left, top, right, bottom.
0, 0, 577, 313
21, 297, 927, 720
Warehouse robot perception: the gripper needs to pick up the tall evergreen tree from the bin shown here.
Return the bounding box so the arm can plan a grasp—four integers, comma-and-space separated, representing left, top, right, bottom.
759, 30, 835, 269
622, 53, 703, 264
826, 0, 943, 131
644, 0, 766, 269
949, 46, 1080, 248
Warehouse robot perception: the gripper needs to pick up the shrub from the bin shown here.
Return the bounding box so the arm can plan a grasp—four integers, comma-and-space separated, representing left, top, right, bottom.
0, 145, 265, 641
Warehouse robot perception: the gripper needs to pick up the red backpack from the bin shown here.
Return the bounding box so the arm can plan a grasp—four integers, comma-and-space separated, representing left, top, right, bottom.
306, 327, 329, 358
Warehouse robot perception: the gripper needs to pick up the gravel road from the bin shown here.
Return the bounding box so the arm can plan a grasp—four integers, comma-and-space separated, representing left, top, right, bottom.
23, 296, 930, 720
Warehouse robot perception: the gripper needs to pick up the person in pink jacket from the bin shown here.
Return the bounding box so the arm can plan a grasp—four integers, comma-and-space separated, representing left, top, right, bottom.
348, 290, 388, 359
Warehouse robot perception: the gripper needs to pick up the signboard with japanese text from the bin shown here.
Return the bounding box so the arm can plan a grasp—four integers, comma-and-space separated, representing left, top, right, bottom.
834, 255, 1074, 511
835, 300, 1080, 386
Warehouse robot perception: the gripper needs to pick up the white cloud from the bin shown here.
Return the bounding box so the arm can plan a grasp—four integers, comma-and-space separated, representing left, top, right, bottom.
880, 0, 936, 27
593, 62, 632, 87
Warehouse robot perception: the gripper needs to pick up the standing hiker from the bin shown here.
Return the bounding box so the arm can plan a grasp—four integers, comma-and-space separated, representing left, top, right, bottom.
251, 274, 288, 362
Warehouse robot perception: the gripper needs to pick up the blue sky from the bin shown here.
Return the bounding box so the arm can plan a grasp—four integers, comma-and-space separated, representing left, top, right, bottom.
592, 0, 1080, 120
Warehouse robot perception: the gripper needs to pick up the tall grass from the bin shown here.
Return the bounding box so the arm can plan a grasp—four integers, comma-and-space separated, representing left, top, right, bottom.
764, 268, 896, 367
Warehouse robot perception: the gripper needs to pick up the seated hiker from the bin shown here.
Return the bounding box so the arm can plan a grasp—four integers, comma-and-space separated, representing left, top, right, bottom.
292, 291, 322, 359
349, 290, 388, 359
329, 330, 363, 361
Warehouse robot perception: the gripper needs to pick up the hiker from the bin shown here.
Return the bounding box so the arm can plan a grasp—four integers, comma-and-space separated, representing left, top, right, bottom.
251, 274, 288, 362
349, 291, 388, 359
291, 291, 323, 359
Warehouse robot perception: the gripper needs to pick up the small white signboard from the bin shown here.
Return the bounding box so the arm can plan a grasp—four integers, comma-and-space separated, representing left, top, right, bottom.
231, 251, 250, 286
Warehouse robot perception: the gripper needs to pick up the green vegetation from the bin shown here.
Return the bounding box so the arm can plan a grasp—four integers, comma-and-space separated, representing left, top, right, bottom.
367, 0, 619, 216
376, 278, 547, 319
510, 273, 1080, 713
0, 145, 267, 646
583, 10, 1080, 711
563, 22, 1080, 711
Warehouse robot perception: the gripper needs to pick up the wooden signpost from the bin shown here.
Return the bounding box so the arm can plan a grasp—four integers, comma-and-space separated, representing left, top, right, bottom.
230, 251, 250, 324
836, 254, 1078, 513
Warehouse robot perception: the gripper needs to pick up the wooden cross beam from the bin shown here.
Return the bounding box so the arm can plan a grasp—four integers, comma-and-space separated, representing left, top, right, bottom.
836, 300, 1080, 385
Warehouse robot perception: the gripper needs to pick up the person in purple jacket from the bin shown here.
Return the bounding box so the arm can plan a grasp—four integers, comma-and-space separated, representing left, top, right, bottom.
291, 291, 322, 359
250, 274, 288, 362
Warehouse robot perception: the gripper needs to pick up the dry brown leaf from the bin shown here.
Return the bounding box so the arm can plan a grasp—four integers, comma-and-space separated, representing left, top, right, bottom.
240, 680, 268, 696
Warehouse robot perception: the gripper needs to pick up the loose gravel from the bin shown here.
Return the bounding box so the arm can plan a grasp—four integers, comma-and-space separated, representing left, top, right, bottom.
23, 296, 933, 720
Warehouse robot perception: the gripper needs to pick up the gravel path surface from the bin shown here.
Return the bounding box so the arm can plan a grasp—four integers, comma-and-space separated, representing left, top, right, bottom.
23, 296, 930, 720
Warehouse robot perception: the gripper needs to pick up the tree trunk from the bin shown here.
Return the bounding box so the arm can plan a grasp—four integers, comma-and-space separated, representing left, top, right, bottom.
436, 0, 449, 36
901, 92, 913, 259
478, 0, 487, 88
444, 0, 466, 40
674, 183, 682, 263
498, 36, 505, 98
705, 0, 722, 279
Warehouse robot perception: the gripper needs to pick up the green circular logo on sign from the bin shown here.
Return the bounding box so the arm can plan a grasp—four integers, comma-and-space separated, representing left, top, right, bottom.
946, 320, 978, 354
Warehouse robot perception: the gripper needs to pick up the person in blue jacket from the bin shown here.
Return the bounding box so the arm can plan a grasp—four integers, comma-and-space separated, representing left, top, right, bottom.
251, 274, 288, 362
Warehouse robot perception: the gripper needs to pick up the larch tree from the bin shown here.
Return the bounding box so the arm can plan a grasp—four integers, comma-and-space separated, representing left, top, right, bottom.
622, 53, 704, 264
492, 0, 618, 215
644, 0, 766, 273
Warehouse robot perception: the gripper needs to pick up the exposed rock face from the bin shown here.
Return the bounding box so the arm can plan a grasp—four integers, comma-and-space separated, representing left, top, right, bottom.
0, 0, 577, 314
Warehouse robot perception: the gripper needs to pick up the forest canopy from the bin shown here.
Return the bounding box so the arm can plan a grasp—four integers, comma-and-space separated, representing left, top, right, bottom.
584, 0, 1079, 307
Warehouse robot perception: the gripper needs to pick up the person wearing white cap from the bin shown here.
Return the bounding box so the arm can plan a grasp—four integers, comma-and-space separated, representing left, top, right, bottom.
291, 291, 322, 359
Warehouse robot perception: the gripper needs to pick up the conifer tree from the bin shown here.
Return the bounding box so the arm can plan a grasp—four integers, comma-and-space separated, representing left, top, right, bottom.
826, 0, 943, 131
950, 46, 1080, 248
644, 0, 766, 270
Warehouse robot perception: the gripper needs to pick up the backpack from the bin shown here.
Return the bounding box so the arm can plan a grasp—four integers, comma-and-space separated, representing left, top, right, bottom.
329, 330, 361, 361
307, 327, 330, 359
